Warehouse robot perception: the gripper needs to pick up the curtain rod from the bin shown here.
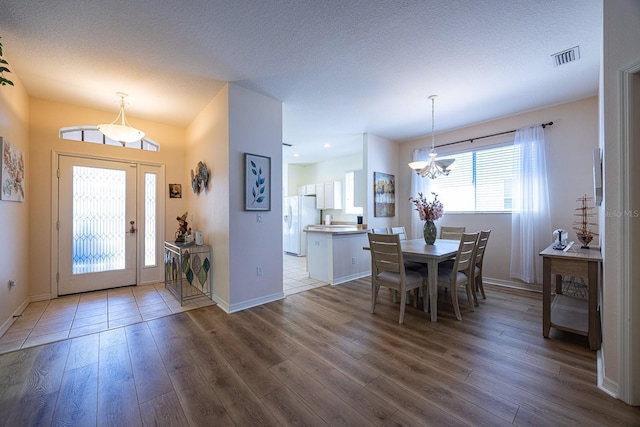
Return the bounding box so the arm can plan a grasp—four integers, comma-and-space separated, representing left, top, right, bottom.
434, 121, 554, 149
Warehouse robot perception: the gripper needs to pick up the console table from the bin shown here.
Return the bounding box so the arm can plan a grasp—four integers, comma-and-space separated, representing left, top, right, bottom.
539, 244, 602, 350
164, 241, 212, 305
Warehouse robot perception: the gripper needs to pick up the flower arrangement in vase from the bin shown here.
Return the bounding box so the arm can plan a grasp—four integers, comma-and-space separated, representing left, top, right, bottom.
409, 192, 444, 244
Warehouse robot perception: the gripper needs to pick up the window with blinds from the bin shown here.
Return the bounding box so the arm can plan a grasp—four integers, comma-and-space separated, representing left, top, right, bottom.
429, 144, 520, 212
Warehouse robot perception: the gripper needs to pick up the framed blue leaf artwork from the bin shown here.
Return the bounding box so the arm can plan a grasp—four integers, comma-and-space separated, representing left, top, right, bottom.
244, 153, 271, 211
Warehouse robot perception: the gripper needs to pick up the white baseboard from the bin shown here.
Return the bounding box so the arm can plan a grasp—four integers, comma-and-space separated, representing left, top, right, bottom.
212, 291, 286, 314
0, 293, 53, 337
484, 277, 542, 293
29, 293, 53, 302
331, 271, 371, 286
0, 299, 31, 337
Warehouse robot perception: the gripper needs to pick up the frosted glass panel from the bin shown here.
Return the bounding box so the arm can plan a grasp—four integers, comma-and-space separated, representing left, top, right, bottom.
145, 172, 156, 266
72, 166, 126, 274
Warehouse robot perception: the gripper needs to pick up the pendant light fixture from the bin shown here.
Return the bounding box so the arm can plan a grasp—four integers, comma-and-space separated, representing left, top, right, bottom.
408, 95, 456, 179
97, 92, 145, 146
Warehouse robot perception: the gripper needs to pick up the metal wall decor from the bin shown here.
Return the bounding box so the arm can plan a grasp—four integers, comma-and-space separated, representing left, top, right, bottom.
191, 161, 209, 194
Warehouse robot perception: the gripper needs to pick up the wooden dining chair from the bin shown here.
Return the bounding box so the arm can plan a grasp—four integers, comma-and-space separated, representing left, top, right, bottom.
367, 233, 427, 324
371, 227, 390, 234
388, 225, 424, 304
473, 230, 492, 301
389, 226, 407, 240
440, 226, 466, 240
437, 232, 479, 320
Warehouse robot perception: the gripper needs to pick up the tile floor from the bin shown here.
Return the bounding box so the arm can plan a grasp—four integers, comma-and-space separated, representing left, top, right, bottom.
0, 254, 327, 354
282, 254, 328, 295
0, 283, 215, 355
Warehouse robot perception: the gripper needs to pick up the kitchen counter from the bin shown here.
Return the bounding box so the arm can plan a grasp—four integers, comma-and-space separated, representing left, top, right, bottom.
304, 227, 370, 285
304, 225, 368, 235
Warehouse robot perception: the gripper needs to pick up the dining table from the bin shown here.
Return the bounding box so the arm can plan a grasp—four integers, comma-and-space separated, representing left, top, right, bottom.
365, 238, 461, 321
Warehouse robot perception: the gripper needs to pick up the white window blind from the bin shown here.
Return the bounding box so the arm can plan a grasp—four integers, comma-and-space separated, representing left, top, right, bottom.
429, 144, 520, 212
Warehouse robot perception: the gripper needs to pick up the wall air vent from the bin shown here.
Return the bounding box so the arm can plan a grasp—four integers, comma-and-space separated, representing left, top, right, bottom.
552, 46, 580, 67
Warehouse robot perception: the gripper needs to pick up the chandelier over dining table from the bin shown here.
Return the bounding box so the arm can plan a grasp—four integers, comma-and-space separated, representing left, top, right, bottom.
408, 95, 456, 179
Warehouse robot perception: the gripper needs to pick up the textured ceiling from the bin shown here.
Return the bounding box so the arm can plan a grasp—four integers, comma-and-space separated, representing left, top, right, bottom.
0, 0, 601, 164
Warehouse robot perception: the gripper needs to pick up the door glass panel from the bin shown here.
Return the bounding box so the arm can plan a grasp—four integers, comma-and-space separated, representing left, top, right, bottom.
72, 166, 126, 274
144, 172, 156, 266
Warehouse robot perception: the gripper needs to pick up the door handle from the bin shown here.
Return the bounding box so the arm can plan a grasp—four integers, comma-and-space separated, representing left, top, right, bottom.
129, 220, 137, 233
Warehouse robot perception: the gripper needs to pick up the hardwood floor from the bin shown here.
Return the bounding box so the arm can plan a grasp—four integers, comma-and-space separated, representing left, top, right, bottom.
0, 280, 638, 426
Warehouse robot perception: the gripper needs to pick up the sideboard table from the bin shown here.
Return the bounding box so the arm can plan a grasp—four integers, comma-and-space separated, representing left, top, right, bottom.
539, 244, 602, 350
164, 241, 212, 305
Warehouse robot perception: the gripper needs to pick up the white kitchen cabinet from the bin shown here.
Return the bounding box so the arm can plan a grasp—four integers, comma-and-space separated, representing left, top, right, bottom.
316, 181, 342, 209
297, 184, 317, 195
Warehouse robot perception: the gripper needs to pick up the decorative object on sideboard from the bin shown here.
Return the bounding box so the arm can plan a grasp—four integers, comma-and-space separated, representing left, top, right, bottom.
244, 153, 271, 211
97, 92, 145, 145
573, 195, 598, 248
552, 228, 568, 250
191, 161, 210, 194
175, 212, 192, 243
408, 95, 456, 179
0, 36, 14, 87
1, 137, 24, 201
374, 171, 395, 217
169, 183, 182, 198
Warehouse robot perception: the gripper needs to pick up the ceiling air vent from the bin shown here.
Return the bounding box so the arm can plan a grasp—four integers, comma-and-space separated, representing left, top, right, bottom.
552, 46, 580, 67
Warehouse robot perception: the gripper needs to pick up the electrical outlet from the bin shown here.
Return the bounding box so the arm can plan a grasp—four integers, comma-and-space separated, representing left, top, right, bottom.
351, 257, 356, 264
257, 266, 263, 276
257, 213, 263, 223
8, 280, 16, 288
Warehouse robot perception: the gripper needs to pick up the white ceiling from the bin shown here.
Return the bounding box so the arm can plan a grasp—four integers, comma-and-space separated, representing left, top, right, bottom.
0, 0, 601, 164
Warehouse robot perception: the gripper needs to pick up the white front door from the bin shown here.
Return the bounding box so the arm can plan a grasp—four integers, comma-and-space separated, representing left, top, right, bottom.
58, 156, 138, 295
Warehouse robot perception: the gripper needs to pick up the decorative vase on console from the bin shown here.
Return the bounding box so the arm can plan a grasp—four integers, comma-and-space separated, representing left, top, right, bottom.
410, 192, 444, 245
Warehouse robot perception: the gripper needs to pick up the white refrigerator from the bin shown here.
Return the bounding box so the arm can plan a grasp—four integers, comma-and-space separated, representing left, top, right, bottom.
283, 195, 319, 256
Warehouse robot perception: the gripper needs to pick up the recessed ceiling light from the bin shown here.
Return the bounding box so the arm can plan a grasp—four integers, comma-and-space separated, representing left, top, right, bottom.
323, 143, 331, 148
293, 153, 300, 157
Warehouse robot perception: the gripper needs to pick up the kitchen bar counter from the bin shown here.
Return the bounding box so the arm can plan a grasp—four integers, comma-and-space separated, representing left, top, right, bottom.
304, 225, 369, 235
304, 227, 370, 285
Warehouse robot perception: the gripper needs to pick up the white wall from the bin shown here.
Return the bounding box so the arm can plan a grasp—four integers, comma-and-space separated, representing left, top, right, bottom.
228, 84, 283, 312
185, 83, 284, 312
398, 97, 599, 288
601, 0, 640, 404
365, 133, 400, 230
186, 85, 230, 304
288, 153, 363, 223
186, 83, 283, 313
0, 71, 30, 335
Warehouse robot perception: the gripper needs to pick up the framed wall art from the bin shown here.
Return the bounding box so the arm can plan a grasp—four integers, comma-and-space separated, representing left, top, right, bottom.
1, 137, 25, 202
169, 183, 182, 198
244, 153, 271, 211
374, 171, 395, 217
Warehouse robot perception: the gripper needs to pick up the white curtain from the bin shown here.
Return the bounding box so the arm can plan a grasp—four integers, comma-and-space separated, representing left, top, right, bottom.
409, 148, 432, 238
510, 125, 551, 283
